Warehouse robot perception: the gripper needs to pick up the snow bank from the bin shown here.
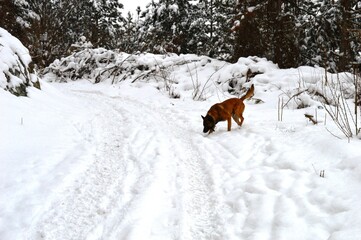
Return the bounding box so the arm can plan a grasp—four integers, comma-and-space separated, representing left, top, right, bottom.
44, 49, 280, 99
45, 48, 357, 110
0, 27, 40, 96
44, 48, 359, 139
0, 80, 94, 239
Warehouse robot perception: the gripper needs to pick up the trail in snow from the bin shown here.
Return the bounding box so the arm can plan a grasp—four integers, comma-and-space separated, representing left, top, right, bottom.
2, 42, 361, 240
28, 88, 223, 240
25, 82, 361, 240
195, 108, 357, 240
162, 97, 360, 240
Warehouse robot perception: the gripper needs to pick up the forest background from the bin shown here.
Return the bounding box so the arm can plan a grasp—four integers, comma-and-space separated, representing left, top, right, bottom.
1, 0, 360, 72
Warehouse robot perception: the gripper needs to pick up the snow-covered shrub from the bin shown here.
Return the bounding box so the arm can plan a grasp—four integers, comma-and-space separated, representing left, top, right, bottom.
44, 49, 164, 83
277, 70, 360, 139
218, 56, 277, 96
0, 27, 40, 96
317, 74, 360, 139
44, 48, 117, 82
45, 49, 280, 100
69, 36, 93, 52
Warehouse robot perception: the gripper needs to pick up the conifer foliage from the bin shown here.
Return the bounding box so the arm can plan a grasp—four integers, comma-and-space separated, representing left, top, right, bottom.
0, 0, 360, 71
138, 0, 193, 54
1, 0, 124, 67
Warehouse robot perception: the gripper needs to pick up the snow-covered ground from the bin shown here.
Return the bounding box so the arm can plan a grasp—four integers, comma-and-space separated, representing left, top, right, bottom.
1, 50, 361, 240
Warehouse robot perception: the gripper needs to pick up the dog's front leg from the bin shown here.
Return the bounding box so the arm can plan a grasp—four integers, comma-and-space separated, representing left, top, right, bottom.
227, 117, 232, 131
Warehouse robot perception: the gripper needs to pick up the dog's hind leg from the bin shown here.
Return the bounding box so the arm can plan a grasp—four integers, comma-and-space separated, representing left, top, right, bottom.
232, 114, 243, 127
239, 114, 244, 126
233, 104, 245, 127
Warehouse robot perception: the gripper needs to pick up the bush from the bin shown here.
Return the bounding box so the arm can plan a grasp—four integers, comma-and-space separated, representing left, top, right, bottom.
0, 27, 40, 96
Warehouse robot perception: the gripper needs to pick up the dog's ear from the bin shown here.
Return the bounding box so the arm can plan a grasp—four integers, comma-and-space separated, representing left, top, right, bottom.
201, 115, 205, 120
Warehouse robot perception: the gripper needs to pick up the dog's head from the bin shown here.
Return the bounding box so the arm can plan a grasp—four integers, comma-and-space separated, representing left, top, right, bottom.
201, 115, 215, 134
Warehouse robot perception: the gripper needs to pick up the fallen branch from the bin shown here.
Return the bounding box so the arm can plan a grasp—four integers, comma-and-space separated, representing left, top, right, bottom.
304, 113, 318, 125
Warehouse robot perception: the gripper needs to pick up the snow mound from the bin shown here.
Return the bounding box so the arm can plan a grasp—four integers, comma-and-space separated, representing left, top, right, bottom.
44, 48, 357, 114
44, 49, 278, 99
0, 27, 40, 96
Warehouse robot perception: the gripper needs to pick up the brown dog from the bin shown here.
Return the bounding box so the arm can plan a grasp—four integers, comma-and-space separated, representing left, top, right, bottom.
202, 84, 254, 134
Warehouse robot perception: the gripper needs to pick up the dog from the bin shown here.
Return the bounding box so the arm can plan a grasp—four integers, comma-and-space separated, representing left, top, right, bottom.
202, 84, 254, 134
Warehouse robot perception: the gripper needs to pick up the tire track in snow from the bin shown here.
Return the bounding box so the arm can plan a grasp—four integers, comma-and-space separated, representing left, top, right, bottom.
115, 97, 224, 240
171, 131, 221, 240
28, 89, 222, 240
202, 131, 305, 239
196, 120, 350, 240
27, 91, 149, 240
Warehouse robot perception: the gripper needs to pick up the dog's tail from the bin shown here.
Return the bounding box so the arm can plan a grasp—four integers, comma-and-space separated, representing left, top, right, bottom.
240, 84, 254, 101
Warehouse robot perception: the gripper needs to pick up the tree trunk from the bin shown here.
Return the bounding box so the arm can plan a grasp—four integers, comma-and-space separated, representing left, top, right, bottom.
339, 0, 352, 71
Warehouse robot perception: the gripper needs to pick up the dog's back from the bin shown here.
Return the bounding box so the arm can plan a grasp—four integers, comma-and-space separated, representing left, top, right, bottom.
209, 84, 254, 116
202, 84, 254, 133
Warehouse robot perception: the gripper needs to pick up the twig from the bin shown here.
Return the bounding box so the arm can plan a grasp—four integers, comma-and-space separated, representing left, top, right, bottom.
304, 114, 318, 125
325, 127, 342, 140
282, 89, 307, 108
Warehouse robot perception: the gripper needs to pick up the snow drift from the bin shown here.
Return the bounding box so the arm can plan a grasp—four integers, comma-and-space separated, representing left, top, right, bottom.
44, 48, 357, 110
44, 48, 280, 99
0, 27, 40, 96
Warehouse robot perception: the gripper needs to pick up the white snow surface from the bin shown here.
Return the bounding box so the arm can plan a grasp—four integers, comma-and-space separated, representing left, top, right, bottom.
1, 53, 361, 240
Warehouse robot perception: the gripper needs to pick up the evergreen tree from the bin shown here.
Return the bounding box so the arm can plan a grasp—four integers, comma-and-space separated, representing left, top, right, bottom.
299, 0, 360, 72
339, 0, 355, 71
2, 0, 360, 71
1, 0, 125, 67
115, 11, 140, 53
232, 0, 267, 62
212, 0, 236, 60
271, 1, 300, 68
85, 0, 124, 48
190, 0, 235, 59
231, 0, 300, 67
139, 0, 192, 54
0, 0, 39, 46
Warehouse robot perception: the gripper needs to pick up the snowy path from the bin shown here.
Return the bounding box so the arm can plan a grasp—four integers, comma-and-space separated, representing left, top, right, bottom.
17, 82, 361, 240
199, 115, 361, 240
28, 88, 223, 240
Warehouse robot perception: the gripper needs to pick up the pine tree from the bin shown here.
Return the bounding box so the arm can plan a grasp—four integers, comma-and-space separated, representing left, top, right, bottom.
115, 11, 140, 53
339, 0, 355, 71
299, 0, 360, 72
3, 0, 125, 66
190, 0, 235, 59
139, 0, 192, 54
271, 1, 300, 68
212, 0, 236, 60
0, 0, 39, 48
86, 0, 124, 48
231, 0, 300, 67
